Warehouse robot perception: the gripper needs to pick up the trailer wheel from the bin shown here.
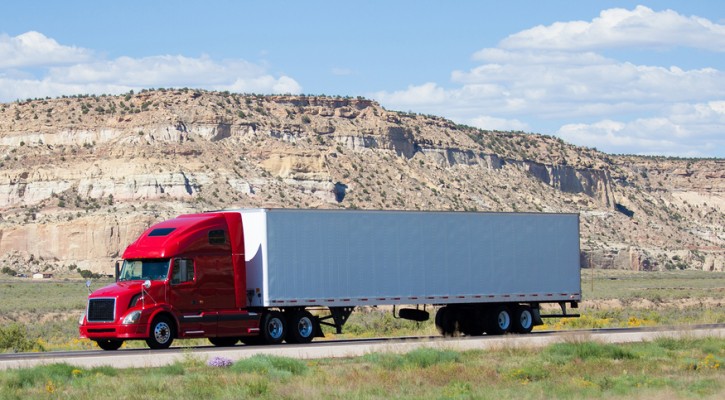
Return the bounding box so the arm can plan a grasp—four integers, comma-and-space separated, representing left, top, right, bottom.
459, 309, 484, 337
146, 315, 175, 349
95, 339, 123, 351
286, 310, 316, 344
261, 311, 286, 345
435, 306, 457, 336
209, 337, 239, 347
512, 306, 534, 333
486, 305, 511, 335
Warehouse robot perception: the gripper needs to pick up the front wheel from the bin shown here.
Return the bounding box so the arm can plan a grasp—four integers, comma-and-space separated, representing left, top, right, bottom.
260, 311, 286, 345
95, 339, 123, 351
146, 316, 175, 349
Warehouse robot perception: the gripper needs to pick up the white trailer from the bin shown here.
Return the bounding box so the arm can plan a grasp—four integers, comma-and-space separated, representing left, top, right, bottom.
238, 209, 580, 336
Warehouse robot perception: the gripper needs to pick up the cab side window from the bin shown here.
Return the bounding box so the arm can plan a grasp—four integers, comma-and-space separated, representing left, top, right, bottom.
171, 258, 194, 284
209, 229, 226, 245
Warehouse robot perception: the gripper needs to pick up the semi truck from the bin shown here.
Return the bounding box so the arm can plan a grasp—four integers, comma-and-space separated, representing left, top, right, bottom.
79, 209, 581, 350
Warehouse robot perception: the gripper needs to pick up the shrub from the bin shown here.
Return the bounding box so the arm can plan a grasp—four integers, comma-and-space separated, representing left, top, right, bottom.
78, 269, 101, 279
0, 324, 45, 353
232, 355, 307, 379
1, 266, 17, 276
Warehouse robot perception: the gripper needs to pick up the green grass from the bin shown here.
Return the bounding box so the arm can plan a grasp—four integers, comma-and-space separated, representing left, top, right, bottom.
580, 269, 725, 302
1, 339, 724, 399
0, 280, 96, 315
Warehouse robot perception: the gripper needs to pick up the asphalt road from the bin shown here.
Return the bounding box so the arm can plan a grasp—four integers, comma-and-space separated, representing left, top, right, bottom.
2, 324, 725, 370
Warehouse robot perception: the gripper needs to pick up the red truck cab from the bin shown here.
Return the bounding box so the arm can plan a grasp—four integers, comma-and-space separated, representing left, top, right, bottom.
79, 212, 260, 350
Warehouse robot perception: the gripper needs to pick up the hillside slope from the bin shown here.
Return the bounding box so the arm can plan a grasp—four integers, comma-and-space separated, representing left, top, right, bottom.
0, 89, 722, 274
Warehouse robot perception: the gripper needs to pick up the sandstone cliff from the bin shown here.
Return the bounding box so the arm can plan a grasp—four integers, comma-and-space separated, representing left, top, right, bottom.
0, 90, 722, 274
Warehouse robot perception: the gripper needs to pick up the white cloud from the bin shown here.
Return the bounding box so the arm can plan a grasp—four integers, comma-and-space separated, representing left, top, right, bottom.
501, 6, 725, 52
0, 31, 92, 68
557, 101, 725, 156
373, 82, 449, 106
373, 6, 725, 157
0, 32, 301, 101
469, 115, 529, 132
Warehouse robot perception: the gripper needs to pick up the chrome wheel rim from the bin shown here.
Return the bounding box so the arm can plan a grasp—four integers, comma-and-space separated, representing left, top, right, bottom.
497, 311, 511, 330
520, 310, 532, 329
268, 317, 283, 340
154, 322, 171, 344
298, 316, 313, 338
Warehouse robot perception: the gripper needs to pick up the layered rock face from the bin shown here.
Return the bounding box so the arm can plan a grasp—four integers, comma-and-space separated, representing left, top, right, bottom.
0, 90, 722, 273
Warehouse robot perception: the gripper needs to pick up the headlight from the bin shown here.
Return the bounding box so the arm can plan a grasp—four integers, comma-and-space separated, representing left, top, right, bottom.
79, 313, 85, 325
122, 310, 142, 325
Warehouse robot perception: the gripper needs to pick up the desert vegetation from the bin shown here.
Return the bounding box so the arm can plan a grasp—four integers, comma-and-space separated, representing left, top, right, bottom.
1, 339, 724, 398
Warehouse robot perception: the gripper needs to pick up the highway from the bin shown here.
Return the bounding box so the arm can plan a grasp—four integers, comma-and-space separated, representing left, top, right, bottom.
2, 324, 725, 370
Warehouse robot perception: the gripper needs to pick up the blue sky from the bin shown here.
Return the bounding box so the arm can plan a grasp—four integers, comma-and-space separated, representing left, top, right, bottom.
1, 1, 723, 157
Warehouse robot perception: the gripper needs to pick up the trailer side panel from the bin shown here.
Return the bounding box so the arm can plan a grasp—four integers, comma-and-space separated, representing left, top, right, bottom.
239, 209, 580, 307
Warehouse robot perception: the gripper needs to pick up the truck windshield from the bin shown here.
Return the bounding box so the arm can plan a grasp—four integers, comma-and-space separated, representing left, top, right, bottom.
118, 259, 170, 281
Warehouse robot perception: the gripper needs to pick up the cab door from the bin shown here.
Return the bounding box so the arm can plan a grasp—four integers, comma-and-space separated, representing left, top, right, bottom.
168, 258, 216, 337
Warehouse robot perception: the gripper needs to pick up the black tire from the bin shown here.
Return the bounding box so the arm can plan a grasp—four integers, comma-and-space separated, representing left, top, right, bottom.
286, 310, 316, 344
435, 306, 457, 337
512, 305, 534, 334
260, 311, 286, 345
95, 339, 123, 351
209, 337, 239, 347
146, 315, 175, 349
458, 309, 484, 337
486, 305, 512, 335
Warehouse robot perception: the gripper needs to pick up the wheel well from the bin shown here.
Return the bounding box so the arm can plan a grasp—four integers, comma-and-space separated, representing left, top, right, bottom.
148, 311, 178, 338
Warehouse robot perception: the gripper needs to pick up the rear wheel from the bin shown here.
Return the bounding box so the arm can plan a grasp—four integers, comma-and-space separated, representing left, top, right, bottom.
209, 337, 239, 347
486, 305, 512, 335
146, 315, 175, 349
260, 311, 286, 345
95, 339, 123, 351
435, 306, 457, 337
286, 310, 316, 344
512, 306, 534, 333
458, 309, 484, 337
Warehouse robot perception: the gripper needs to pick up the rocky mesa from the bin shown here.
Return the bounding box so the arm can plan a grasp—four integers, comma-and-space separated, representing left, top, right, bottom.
0, 89, 722, 274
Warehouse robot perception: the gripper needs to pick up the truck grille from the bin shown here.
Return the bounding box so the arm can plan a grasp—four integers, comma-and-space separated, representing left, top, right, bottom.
87, 298, 116, 322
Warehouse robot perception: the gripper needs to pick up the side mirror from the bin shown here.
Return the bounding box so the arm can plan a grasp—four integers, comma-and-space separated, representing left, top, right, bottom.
143, 280, 151, 289
114, 261, 121, 282
85, 280, 92, 294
